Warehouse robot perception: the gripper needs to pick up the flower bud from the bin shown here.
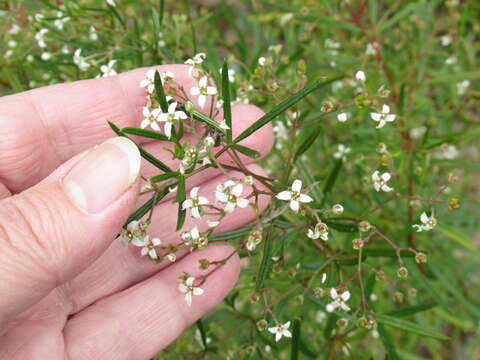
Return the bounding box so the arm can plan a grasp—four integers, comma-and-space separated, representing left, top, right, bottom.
377, 85, 390, 98
376, 270, 386, 281
321, 101, 333, 113
336, 318, 349, 328
397, 266, 408, 278
394, 291, 404, 303
448, 197, 460, 209
256, 319, 268, 331
359, 221, 372, 232
332, 204, 344, 214
198, 258, 210, 270
358, 317, 369, 328
313, 287, 325, 297
408, 288, 417, 297
415, 252, 427, 263
352, 238, 364, 250
250, 293, 260, 303
376, 143, 387, 153
295, 295, 304, 304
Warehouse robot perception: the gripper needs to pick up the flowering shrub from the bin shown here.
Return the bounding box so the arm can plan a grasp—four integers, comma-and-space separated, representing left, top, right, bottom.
1, 0, 479, 359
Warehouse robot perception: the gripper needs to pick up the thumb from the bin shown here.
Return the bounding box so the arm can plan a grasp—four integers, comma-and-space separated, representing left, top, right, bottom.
0, 137, 141, 324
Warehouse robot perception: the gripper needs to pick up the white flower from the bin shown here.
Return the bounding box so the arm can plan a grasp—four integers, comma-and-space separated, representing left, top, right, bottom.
371, 104, 396, 128
215, 181, 249, 213
325, 38, 341, 49
258, 56, 266, 66
100, 60, 117, 77
280, 12, 294, 25
178, 276, 204, 306
182, 187, 209, 219
89, 26, 98, 41
8, 23, 20, 35
435, 144, 459, 160
337, 112, 348, 122
181, 226, 200, 246
190, 76, 217, 109
326, 288, 351, 312
140, 69, 175, 94
53, 14, 70, 31
333, 144, 351, 159
41, 52, 51, 61
365, 43, 377, 55
372, 171, 393, 192
184, 53, 206, 76
355, 70, 366, 82
157, 102, 188, 138
120, 220, 142, 245
316, 311, 327, 323
410, 126, 427, 139
307, 222, 329, 241
456, 80, 470, 96
441, 35, 452, 46
445, 55, 457, 65
268, 322, 292, 342
141, 107, 162, 131
276, 179, 313, 212
73, 49, 90, 71
412, 212, 436, 232
106, 0, 116, 6
35, 28, 49, 48
131, 235, 162, 260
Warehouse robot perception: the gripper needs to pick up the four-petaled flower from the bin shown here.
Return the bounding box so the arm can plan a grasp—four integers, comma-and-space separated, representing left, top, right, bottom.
326, 288, 351, 312
372, 171, 393, 192
371, 104, 396, 129
276, 179, 313, 212
141, 106, 161, 131
307, 222, 329, 241
140, 69, 175, 94
158, 102, 188, 138
412, 212, 437, 232
185, 53, 206, 76
182, 187, 209, 219
215, 181, 250, 213
100, 60, 117, 77
268, 322, 292, 342
131, 235, 162, 260
190, 76, 218, 108
333, 144, 351, 159
178, 276, 204, 306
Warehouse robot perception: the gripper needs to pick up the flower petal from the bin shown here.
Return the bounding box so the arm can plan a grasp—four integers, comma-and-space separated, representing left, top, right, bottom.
292, 179, 302, 192
276, 191, 292, 201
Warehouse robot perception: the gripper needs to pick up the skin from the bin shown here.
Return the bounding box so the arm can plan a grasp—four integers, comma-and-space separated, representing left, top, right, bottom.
0, 64, 273, 359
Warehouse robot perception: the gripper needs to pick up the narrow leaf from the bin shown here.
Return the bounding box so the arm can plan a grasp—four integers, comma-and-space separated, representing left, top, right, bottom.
294, 126, 321, 161
191, 109, 225, 133
290, 320, 300, 360
154, 70, 169, 112
234, 77, 341, 143
149, 172, 178, 183
320, 159, 342, 207
376, 314, 450, 340
232, 144, 261, 159
108, 121, 172, 173
195, 319, 208, 350
255, 226, 273, 291
377, 324, 401, 360
124, 187, 170, 226
121, 127, 171, 141
387, 302, 437, 317
222, 60, 233, 142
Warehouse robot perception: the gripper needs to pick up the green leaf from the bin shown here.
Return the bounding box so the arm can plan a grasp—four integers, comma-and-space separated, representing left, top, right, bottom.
221, 60, 233, 142
175, 176, 186, 231
149, 172, 178, 183
191, 109, 225, 133
376, 314, 450, 340
154, 70, 169, 112
387, 302, 437, 317
231, 144, 261, 159
323, 220, 358, 233
255, 226, 273, 291
234, 77, 341, 143
290, 320, 300, 360
437, 223, 480, 256
121, 127, 171, 141
124, 187, 170, 225
320, 159, 342, 207
377, 323, 401, 360
108, 121, 173, 173
294, 126, 321, 161
195, 319, 208, 350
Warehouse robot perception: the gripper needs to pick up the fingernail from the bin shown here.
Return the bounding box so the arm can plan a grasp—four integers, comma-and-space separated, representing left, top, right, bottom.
63, 137, 141, 213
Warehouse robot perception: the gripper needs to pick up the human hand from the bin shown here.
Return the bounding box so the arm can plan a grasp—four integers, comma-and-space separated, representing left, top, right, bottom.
0, 65, 273, 359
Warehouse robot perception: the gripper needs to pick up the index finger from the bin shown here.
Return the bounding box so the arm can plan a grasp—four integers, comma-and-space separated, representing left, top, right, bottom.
0, 65, 211, 192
